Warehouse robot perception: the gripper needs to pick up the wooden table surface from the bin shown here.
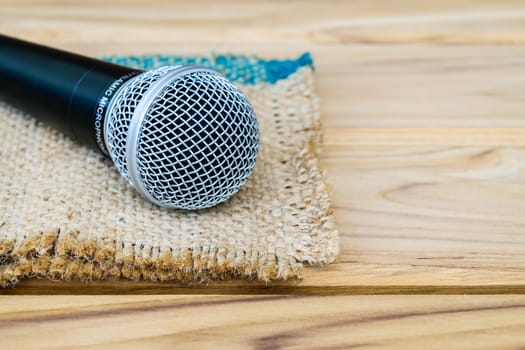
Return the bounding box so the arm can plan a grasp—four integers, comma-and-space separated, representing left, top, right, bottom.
2, 0, 525, 348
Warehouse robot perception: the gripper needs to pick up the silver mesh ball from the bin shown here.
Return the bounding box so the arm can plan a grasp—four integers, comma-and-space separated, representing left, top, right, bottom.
104, 66, 259, 209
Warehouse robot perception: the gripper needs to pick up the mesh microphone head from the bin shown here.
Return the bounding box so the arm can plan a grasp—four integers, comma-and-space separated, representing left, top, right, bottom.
103, 66, 259, 210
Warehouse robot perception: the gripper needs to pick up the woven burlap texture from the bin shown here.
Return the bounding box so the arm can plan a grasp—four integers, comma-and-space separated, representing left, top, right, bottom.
0, 66, 339, 287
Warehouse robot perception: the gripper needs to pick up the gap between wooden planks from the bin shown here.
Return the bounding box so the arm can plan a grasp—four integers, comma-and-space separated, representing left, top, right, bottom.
2, 280, 525, 295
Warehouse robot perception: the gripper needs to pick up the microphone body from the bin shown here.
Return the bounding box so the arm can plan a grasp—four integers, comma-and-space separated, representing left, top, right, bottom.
0, 35, 140, 153
0, 35, 259, 209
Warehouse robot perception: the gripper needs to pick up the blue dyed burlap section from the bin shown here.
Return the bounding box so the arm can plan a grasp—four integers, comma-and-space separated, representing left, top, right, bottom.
104, 52, 313, 85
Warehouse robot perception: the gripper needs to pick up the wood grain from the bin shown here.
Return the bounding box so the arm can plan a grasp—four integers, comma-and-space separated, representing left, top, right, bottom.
1, 0, 525, 294
2, 295, 525, 349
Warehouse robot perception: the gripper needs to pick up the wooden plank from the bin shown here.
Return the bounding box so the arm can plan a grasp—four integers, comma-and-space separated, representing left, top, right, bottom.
1, 0, 524, 45
3, 280, 525, 295
317, 45, 525, 128
4, 128, 525, 293
1, 0, 525, 129
1, 295, 525, 349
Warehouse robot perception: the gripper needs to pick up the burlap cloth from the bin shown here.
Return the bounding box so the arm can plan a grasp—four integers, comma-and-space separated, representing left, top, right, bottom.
0, 53, 339, 287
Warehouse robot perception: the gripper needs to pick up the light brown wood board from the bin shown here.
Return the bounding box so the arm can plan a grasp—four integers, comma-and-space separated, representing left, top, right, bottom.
2, 295, 525, 349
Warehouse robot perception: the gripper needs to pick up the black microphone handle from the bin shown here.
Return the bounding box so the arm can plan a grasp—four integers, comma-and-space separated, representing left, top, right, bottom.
0, 35, 141, 154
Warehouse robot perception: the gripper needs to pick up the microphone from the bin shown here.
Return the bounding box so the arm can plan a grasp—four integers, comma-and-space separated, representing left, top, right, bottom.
0, 35, 259, 210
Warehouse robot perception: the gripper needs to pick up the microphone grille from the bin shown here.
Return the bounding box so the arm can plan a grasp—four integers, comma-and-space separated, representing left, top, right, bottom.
105, 66, 259, 209
105, 66, 178, 180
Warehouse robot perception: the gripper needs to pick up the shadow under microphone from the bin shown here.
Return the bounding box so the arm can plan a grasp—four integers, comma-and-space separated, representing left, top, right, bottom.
0, 35, 259, 210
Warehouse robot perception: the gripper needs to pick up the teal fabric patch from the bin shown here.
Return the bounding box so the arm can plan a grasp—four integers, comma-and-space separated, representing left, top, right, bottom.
103, 52, 313, 85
